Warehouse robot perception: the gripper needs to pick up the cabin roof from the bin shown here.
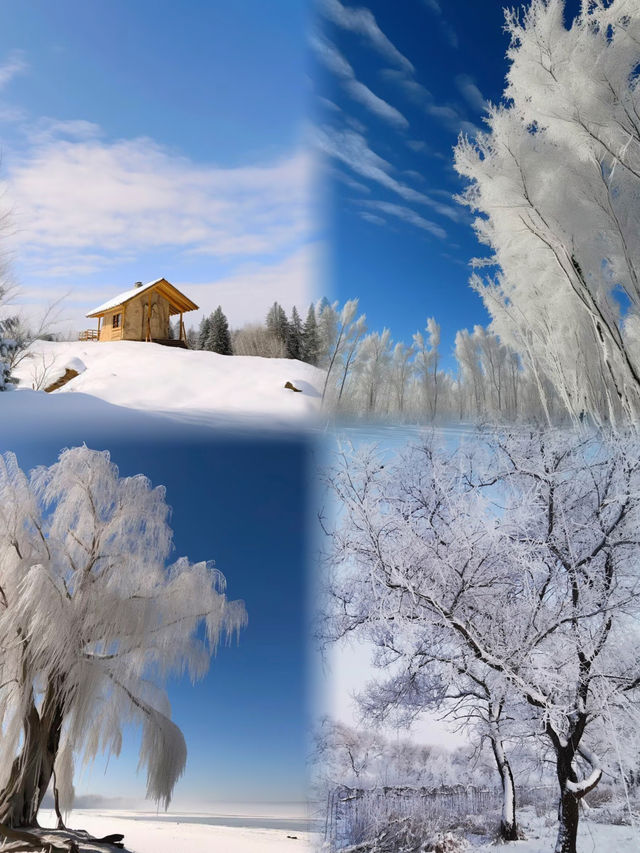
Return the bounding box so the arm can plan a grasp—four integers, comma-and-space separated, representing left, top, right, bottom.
86, 278, 198, 318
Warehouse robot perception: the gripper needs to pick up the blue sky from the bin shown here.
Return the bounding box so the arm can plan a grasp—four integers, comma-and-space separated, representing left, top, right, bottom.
0, 402, 313, 808
313, 0, 582, 364
0, 0, 316, 335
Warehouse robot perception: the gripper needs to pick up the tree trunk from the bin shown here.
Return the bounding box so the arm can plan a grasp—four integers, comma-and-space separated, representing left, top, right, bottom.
555, 784, 580, 853
0, 681, 65, 828
53, 770, 65, 830
551, 734, 601, 853
491, 737, 518, 841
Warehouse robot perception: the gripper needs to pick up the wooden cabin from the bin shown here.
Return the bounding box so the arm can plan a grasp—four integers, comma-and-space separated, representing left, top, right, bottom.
85, 278, 198, 345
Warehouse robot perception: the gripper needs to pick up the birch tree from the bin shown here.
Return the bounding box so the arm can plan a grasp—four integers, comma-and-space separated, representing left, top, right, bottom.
455, 0, 640, 426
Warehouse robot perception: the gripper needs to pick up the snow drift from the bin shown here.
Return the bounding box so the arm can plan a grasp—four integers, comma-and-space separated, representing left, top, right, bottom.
11, 341, 325, 427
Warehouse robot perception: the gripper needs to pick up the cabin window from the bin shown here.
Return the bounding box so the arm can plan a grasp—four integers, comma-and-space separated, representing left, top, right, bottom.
112, 313, 122, 329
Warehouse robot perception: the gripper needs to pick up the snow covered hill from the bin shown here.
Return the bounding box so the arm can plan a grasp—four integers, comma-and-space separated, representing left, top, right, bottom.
11, 341, 325, 428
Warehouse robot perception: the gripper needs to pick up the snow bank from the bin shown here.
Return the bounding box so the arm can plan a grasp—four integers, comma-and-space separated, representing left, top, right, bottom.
38, 810, 319, 853
11, 341, 325, 428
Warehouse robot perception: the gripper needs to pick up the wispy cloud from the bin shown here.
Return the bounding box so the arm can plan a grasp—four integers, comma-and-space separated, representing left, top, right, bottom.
384, 68, 480, 136
319, 0, 414, 73
314, 126, 428, 204
359, 211, 386, 226
380, 69, 431, 103
360, 199, 447, 240
312, 35, 409, 130
4, 125, 312, 277
330, 166, 372, 194
455, 74, 487, 113
315, 126, 463, 222
419, 0, 459, 48
0, 51, 27, 90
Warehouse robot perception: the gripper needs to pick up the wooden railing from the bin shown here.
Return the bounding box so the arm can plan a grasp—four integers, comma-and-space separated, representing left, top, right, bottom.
78, 329, 99, 341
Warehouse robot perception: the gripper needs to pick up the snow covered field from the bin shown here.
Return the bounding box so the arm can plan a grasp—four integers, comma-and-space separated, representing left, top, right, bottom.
38, 809, 320, 853
473, 810, 640, 853
11, 341, 325, 427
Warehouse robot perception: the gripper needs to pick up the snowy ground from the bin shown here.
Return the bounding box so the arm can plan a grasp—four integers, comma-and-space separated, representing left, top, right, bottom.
330, 806, 640, 853
11, 341, 325, 428
38, 809, 320, 853
472, 809, 640, 852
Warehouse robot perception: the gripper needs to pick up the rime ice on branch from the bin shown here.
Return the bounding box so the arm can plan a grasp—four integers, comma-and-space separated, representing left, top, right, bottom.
455, 0, 640, 427
0, 447, 247, 828
324, 429, 640, 853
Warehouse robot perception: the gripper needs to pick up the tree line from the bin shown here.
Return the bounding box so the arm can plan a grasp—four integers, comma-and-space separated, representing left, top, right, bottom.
185, 301, 322, 364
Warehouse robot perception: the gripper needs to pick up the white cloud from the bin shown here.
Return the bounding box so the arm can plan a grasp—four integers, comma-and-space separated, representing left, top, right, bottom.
455, 74, 487, 113
25, 118, 104, 145
11, 243, 320, 335
420, 0, 458, 48
360, 200, 447, 239
3, 128, 312, 272
316, 126, 463, 221
173, 243, 321, 329
380, 70, 431, 104
359, 211, 386, 226
383, 67, 478, 136
312, 35, 409, 130
344, 78, 409, 129
320, 0, 414, 74
314, 126, 428, 204
311, 34, 354, 79
0, 52, 27, 90
317, 96, 342, 114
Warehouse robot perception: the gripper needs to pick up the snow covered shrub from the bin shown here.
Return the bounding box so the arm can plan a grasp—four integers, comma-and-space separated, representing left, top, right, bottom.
0, 447, 247, 827
232, 324, 287, 358
338, 815, 440, 853
431, 833, 469, 853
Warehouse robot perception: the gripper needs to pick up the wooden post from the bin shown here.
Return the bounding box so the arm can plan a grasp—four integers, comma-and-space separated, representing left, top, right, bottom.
147, 294, 151, 342
180, 312, 184, 342
121, 303, 126, 341
97, 317, 101, 340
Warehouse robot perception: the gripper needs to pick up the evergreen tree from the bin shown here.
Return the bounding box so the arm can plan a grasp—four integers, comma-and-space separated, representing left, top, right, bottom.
186, 326, 198, 350
197, 315, 211, 350
286, 306, 303, 360
301, 303, 320, 365
204, 306, 233, 355
0, 320, 16, 391
266, 302, 289, 345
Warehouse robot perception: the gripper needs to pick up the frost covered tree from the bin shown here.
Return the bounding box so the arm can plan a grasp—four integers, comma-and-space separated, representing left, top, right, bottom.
323, 430, 640, 852
0, 447, 246, 828
352, 329, 392, 414
455, 0, 640, 426
205, 306, 232, 355
389, 341, 415, 415
413, 318, 441, 420
317, 299, 366, 402
335, 314, 367, 405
